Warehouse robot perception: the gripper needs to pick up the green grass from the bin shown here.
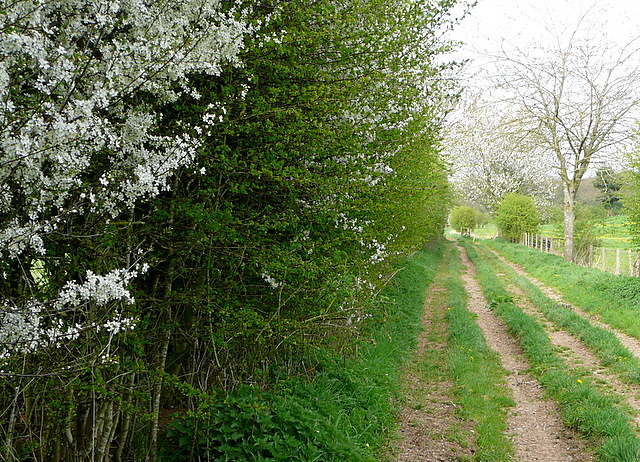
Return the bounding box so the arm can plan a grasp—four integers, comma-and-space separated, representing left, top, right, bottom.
161, 245, 448, 461
352, 243, 451, 459
594, 215, 635, 249
473, 215, 635, 249
475, 243, 640, 385
393, 243, 514, 461
444, 244, 514, 461
483, 239, 640, 342
461, 241, 640, 461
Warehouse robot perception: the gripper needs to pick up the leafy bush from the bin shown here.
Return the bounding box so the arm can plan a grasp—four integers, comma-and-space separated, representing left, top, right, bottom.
569, 204, 605, 264
449, 206, 478, 234
495, 194, 539, 242
159, 246, 444, 461
476, 211, 491, 228
161, 385, 363, 462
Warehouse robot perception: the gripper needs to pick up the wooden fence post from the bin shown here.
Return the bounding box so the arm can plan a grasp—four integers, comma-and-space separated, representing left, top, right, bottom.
602, 248, 607, 271
616, 248, 621, 275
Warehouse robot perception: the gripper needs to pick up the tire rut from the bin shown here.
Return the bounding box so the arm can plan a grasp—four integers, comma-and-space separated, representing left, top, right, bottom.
489, 247, 640, 362
485, 245, 640, 428
507, 279, 640, 426
458, 243, 591, 461
395, 254, 475, 461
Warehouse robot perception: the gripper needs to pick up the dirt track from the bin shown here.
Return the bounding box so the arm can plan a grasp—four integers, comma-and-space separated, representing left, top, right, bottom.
395, 242, 598, 461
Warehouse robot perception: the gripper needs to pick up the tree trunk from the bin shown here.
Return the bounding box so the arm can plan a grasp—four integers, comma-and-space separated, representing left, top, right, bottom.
115, 373, 135, 462
563, 183, 577, 263
4, 384, 20, 462
148, 331, 170, 462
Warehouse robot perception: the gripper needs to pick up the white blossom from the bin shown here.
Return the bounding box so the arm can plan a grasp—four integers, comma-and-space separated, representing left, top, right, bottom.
0, 0, 263, 252
0, 0, 265, 359
261, 272, 283, 290
55, 268, 139, 309
0, 301, 137, 361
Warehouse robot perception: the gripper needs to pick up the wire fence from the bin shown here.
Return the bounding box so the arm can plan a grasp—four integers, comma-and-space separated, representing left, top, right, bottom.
521, 232, 640, 277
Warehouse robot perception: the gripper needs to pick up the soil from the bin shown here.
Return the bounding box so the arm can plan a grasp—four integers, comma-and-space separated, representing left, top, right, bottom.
394, 243, 595, 461
458, 244, 591, 462
395, 257, 476, 461
489, 247, 640, 362
486, 247, 640, 426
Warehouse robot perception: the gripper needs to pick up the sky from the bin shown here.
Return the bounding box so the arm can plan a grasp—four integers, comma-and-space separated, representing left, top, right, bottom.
445, 0, 640, 172
450, 0, 640, 83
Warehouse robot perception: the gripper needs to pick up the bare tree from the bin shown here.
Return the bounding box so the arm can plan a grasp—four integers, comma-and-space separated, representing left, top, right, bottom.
495, 24, 640, 262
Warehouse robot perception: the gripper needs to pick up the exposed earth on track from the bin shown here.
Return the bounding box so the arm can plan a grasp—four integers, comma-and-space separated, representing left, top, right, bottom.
394, 242, 599, 461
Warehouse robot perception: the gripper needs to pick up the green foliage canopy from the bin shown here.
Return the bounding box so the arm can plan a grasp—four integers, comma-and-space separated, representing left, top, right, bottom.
594, 168, 623, 215
495, 194, 540, 242
0, 0, 465, 460
449, 206, 478, 233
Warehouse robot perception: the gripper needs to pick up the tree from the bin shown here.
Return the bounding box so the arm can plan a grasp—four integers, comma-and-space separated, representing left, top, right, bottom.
0, 0, 260, 353
593, 167, 623, 215
0, 2, 262, 459
0, 0, 465, 459
495, 193, 539, 242
445, 97, 555, 211
449, 206, 478, 235
494, 24, 640, 262
625, 130, 640, 250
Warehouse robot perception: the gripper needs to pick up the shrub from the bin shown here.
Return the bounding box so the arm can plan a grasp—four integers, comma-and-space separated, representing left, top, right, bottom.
476, 211, 491, 228
495, 194, 539, 242
449, 206, 478, 235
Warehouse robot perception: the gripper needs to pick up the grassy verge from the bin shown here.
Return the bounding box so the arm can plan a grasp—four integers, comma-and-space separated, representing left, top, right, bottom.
160, 245, 446, 461
475, 243, 640, 385
444, 244, 514, 461
285, 244, 453, 460
484, 239, 640, 342
461, 240, 640, 461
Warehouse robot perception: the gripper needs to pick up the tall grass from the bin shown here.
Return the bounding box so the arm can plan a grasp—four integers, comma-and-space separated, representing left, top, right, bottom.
303, 244, 451, 459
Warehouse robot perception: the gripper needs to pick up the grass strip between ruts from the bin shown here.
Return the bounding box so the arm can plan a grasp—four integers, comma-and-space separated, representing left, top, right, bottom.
461, 240, 640, 462
483, 239, 640, 343
444, 243, 515, 461
475, 242, 640, 386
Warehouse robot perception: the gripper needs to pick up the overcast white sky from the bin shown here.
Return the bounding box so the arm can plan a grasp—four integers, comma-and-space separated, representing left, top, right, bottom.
445, 0, 640, 174
451, 0, 640, 81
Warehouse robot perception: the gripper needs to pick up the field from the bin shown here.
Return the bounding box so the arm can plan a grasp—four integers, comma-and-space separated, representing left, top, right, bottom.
589, 215, 636, 249
462, 215, 635, 249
